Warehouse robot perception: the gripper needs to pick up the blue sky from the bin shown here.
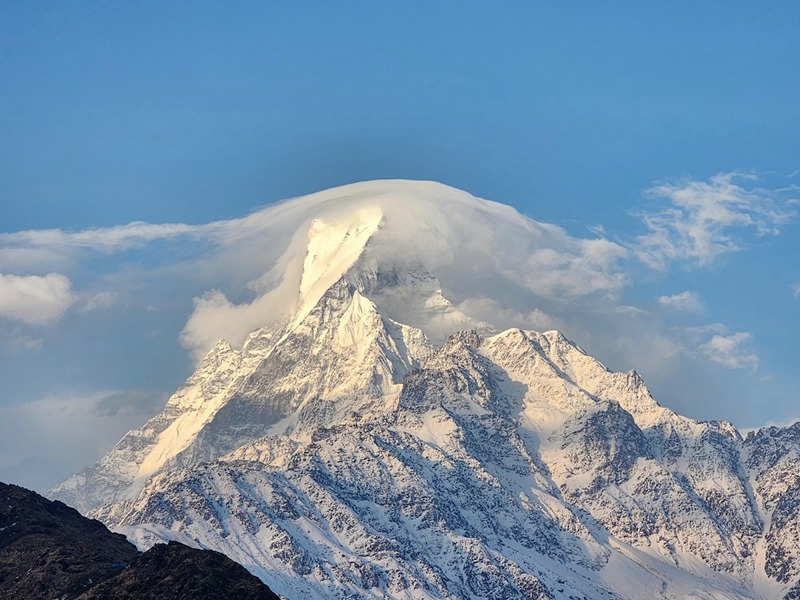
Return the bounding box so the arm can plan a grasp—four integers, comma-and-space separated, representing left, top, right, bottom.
1, 2, 798, 491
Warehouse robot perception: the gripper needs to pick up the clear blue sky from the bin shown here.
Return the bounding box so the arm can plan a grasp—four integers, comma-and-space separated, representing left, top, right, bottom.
1, 2, 798, 491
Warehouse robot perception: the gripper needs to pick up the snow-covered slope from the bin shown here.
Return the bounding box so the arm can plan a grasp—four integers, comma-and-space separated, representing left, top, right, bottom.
50, 181, 800, 599
51, 277, 433, 513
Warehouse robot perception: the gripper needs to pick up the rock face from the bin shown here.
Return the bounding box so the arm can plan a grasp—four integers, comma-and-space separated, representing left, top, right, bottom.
48, 182, 800, 599
0, 481, 278, 600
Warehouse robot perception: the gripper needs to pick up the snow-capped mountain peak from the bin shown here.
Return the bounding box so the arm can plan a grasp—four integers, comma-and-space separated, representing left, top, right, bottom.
48, 181, 800, 599
294, 206, 385, 327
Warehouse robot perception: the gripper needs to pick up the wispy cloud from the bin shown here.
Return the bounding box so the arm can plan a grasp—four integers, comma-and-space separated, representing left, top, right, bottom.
701, 331, 759, 371
634, 172, 797, 270
92, 389, 167, 417
2, 329, 43, 353
657, 291, 704, 313
516, 237, 629, 299
456, 297, 561, 332
0, 273, 76, 325
0, 222, 204, 253
80, 291, 119, 313
0, 247, 72, 272
740, 416, 800, 435
792, 283, 800, 298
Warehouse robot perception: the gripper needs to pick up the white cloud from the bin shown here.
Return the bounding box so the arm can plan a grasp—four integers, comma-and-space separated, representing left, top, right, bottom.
80, 291, 119, 312
792, 283, 800, 298
657, 291, 704, 313
456, 297, 560, 332
634, 172, 797, 270
179, 287, 297, 362
515, 237, 628, 299
701, 332, 759, 370
0, 221, 203, 253
0, 273, 76, 325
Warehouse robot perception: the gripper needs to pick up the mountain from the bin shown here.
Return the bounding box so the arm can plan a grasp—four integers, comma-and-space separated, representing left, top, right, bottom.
0, 481, 279, 599
50, 180, 800, 599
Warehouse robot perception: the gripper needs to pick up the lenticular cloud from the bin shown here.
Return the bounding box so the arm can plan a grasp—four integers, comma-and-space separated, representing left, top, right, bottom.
177, 180, 629, 357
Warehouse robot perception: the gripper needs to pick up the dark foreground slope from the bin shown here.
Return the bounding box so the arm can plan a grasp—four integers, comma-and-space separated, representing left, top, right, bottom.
80, 541, 280, 600
0, 481, 279, 600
